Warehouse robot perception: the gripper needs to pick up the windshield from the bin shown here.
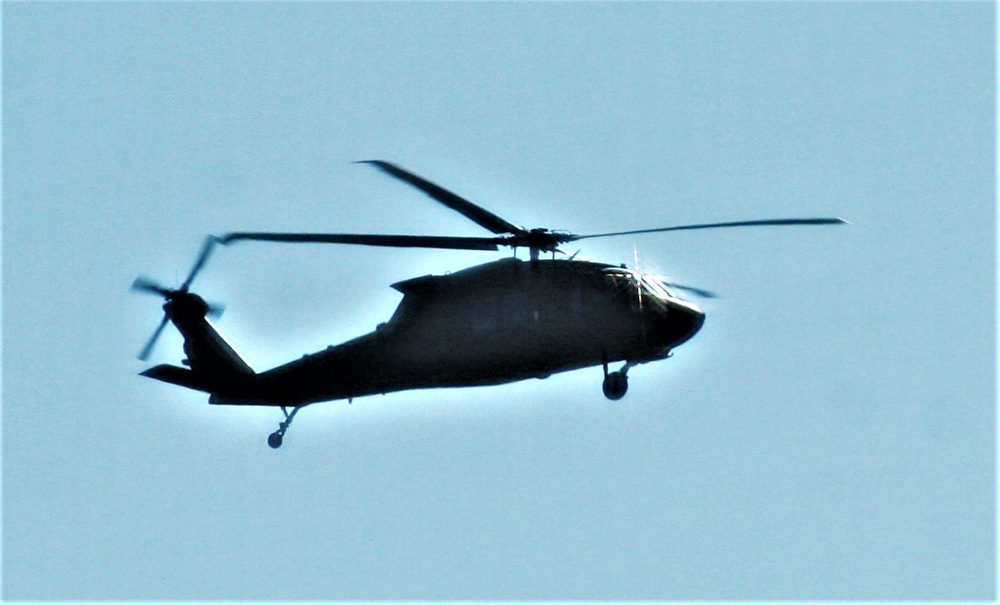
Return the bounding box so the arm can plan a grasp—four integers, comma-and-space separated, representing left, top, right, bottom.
602, 269, 677, 300
640, 275, 676, 299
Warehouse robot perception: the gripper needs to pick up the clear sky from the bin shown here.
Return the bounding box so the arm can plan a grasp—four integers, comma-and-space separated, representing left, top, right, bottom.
3, 2, 995, 600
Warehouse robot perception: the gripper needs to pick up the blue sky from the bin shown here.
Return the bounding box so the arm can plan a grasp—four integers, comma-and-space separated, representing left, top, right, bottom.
3, 2, 995, 600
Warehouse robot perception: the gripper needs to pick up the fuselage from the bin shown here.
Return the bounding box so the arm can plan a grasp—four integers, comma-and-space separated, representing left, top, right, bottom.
245, 258, 704, 405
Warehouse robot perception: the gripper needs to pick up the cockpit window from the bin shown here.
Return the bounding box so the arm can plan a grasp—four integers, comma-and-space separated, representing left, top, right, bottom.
601, 269, 638, 299
641, 275, 675, 299
601, 269, 675, 300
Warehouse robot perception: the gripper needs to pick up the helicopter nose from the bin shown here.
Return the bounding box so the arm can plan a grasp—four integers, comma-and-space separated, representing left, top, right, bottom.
656, 297, 705, 348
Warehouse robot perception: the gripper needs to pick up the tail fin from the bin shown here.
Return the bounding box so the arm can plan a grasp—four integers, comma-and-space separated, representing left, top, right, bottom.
140, 292, 256, 398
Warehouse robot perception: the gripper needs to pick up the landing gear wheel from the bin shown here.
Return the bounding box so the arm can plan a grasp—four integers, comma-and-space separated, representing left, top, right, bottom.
267, 405, 305, 449
601, 358, 632, 401
603, 371, 629, 400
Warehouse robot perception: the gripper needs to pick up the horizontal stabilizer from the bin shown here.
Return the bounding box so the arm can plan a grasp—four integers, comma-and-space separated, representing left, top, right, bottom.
140, 364, 255, 396
141, 365, 221, 393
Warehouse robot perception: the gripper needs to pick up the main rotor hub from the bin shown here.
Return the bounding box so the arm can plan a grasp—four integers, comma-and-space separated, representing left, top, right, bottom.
524, 228, 557, 252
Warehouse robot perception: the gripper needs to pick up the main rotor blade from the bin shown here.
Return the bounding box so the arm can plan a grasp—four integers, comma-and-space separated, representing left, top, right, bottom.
138, 314, 169, 361
663, 282, 719, 299
357, 160, 524, 235
180, 235, 219, 292
219, 232, 501, 251
572, 217, 850, 241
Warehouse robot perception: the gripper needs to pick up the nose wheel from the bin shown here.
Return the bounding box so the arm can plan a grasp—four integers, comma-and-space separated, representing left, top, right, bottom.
602, 360, 631, 400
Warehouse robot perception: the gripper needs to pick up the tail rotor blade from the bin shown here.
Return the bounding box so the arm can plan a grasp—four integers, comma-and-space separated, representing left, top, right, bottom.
206, 302, 226, 319
131, 276, 171, 296
138, 314, 170, 361
180, 235, 219, 292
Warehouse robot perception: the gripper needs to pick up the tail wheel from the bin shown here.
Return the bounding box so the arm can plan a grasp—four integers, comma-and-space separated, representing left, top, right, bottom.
267, 405, 308, 449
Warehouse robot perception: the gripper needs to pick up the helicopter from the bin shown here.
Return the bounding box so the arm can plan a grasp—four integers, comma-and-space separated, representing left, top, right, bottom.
132, 160, 847, 448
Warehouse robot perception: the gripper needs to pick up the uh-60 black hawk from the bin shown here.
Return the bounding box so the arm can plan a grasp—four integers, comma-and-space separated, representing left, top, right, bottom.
132, 160, 847, 448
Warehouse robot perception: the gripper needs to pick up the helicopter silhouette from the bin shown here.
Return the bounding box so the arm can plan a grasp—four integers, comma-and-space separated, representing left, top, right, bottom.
132, 160, 847, 448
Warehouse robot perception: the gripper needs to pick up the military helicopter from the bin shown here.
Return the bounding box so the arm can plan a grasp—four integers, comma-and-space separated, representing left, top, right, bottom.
132, 160, 847, 448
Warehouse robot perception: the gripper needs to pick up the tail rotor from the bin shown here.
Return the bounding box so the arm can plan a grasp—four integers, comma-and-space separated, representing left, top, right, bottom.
131, 236, 224, 361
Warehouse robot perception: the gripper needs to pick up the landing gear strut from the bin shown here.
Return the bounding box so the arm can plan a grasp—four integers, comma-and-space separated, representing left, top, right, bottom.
268, 406, 302, 449
602, 360, 631, 401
